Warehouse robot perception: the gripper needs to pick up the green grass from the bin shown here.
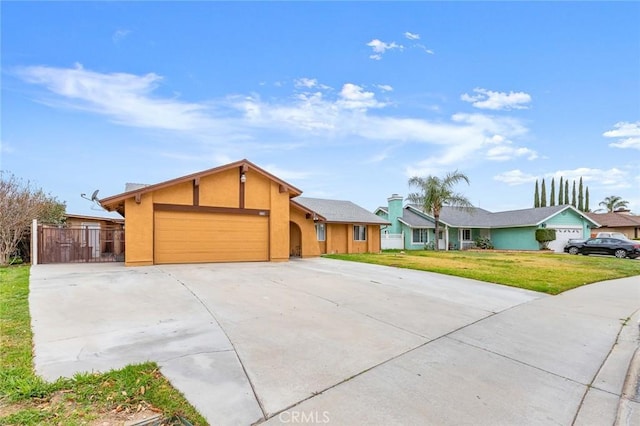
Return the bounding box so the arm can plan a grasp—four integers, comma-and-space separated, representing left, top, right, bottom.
325, 250, 640, 294
0, 265, 208, 425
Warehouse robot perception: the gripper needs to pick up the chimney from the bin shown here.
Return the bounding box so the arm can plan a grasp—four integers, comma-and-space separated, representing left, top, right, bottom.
387, 194, 404, 234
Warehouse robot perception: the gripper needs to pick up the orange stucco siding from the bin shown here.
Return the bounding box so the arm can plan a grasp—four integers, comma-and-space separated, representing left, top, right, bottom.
110, 161, 380, 265
153, 181, 193, 205
289, 207, 322, 257
124, 195, 154, 266
326, 224, 348, 254
245, 169, 271, 210
199, 169, 239, 207
269, 182, 290, 261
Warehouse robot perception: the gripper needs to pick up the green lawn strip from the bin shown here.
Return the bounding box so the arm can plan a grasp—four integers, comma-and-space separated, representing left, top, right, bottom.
0, 266, 207, 425
325, 251, 640, 294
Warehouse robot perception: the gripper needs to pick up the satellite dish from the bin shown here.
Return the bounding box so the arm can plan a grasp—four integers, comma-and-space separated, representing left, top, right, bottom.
90, 189, 99, 201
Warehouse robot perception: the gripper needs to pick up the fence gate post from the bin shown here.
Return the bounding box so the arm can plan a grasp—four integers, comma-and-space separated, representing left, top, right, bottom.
31, 219, 38, 266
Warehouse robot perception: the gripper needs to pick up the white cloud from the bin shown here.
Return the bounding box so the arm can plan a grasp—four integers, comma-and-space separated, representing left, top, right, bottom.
404, 32, 420, 40
15, 63, 217, 131
15, 65, 533, 170
486, 145, 538, 161
366, 39, 403, 60
603, 121, 640, 150
550, 167, 631, 189
461, 88, 532, 110
294, 78, 318, 89
493, 170, 538, 186
337, 83, 385, 110
375, 84, 393, 92
112, 29, 131, 43
414, 44, 434, 55
294, 77, 330, 91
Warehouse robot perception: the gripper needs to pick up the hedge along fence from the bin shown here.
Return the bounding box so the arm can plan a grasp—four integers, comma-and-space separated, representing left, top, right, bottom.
535, 228, 557, 250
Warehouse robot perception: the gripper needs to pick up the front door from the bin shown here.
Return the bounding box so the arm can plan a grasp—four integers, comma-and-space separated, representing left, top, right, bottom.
438, 230, 446, 250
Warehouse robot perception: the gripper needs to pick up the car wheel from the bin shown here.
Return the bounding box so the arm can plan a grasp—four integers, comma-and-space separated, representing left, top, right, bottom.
568, 247, 579, 255
614, 249, 627, 259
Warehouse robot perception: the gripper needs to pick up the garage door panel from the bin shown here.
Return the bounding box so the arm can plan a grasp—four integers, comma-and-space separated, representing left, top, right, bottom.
548, 227, 583, 253
155, 211, 268, 264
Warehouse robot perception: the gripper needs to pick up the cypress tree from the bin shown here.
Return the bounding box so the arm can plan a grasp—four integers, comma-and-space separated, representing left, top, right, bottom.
578, 177, 584, 211
540, 179, 547, 207
558, 177, 564, 205
585, 187, 590, 212
564, 180, 570, 204
550, 178, 556, 206
572, 181, 577, 207
534, 180, 540, 208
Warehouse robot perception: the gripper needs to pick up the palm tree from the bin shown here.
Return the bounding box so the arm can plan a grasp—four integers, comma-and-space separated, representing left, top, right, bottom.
598, 196, 629, 212
407, 170, 472, 250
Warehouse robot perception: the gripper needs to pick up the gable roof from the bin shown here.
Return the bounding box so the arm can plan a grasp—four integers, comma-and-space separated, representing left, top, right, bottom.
399, 207, 436, 228
586, 211, 640, 228
404, 204, 600, 229
100, 159, 303, 213
294, 197, 389, 225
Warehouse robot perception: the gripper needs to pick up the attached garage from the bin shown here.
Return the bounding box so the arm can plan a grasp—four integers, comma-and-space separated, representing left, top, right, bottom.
99, 159, 386, 266
154, 210, 269, 264
547, 226, 584, 253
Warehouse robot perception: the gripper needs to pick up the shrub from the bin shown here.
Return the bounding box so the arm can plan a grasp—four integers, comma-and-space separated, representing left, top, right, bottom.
535, 228, 556, 249
474, 236, 494, 250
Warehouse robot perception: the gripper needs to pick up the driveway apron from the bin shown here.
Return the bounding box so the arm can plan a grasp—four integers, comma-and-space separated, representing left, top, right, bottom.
29, 258, 639, 425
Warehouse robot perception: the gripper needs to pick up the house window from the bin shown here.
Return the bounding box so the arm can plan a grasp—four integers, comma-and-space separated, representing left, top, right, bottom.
354, 225, 367, 241
412, 228, 429, 243
315, 223, 325, 241
462, 229, 472, 241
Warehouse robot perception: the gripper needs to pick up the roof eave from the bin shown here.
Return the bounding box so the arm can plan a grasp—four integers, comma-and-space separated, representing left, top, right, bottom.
99, 159, 303, 208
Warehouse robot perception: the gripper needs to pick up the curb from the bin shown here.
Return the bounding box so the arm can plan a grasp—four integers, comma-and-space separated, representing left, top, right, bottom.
615, 316, 640, 426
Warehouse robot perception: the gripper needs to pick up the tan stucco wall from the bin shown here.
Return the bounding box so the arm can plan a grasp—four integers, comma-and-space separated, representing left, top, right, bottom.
124, 166, 293, 265
245, 169, 271, 209
290, 207, 322, 258
124, 195, 154, 266
199, 169, 239, 207
324, 223, 381, 254
269, 181, 290, 261
326, 224, 348, 254
120, 164, 381, 264
153, 181, 193, 205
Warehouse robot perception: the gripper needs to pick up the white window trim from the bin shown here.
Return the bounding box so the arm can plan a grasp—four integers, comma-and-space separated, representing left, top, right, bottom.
461, 228, 472, 241
315, 223, 326, 241
412, 228, 430, 244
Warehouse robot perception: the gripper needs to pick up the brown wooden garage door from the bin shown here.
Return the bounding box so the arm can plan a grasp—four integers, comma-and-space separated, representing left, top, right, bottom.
154, 210, 269, 264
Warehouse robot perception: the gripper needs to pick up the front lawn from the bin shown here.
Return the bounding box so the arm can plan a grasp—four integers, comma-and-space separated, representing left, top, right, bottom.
325, 250, 640, 294
0, 265, 207, 425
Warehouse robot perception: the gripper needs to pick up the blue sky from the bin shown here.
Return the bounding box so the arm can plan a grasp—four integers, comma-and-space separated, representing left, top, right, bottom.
2, 1, 639, 218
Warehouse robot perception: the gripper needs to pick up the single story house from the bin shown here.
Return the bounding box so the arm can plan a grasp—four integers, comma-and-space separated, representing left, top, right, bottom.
375, 194, 600, 253
586, 210, 640, 239
99, 159, 387, 266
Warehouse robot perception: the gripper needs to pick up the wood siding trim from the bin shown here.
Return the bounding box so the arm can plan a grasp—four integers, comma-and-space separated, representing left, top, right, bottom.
239, 166, 245, 209
154, 203, 270, 216
193, 179, 199, 206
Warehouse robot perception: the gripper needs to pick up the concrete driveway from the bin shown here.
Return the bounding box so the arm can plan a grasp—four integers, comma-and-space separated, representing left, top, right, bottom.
29, 258, 639, 425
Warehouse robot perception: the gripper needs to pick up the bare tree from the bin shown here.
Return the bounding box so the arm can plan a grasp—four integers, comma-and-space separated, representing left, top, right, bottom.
0, 172, 65, 265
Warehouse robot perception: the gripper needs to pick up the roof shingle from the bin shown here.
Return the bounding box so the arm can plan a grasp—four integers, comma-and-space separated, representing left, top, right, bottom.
294, 197, 389, 224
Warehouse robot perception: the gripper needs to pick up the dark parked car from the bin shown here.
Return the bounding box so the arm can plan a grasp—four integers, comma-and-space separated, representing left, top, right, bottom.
564, 237, 640, 259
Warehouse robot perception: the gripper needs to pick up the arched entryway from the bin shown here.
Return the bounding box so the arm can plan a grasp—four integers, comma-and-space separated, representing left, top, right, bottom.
289, 222, 302, 257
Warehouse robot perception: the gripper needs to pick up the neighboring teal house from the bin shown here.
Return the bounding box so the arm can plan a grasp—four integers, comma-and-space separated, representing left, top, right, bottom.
375, 194, 600, 253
